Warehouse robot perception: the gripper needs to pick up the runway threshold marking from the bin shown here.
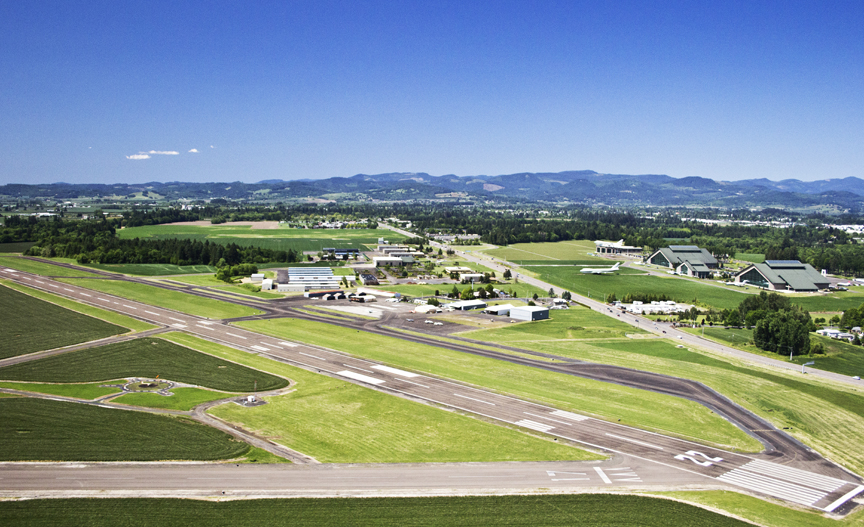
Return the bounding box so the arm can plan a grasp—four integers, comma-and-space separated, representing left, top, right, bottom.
824, 485, 864, 513
604, 432, 664, 450
453, 393, 495, 405
716, 469, 825, 506
741, 459, 847, 492
371, 365, 419, 377
336, 370, 385, 385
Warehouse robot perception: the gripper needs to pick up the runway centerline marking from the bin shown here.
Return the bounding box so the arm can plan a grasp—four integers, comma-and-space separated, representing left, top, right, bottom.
372, 365, 419, 377
225, 333, 247, 340
399, 379, 430, 388
299, 352, 325, 360
343, 364, 376, 374
605, 433, 664, 450
453, 393, 495, 405
144, 310, 160, 316
123, 305, 137, 310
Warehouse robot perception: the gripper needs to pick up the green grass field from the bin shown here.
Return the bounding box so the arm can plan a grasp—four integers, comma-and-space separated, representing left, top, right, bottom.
0, 284, 127, 359
0, 255, 100, 276
463, 307, 864, 475
684, 327, 864, 378
0, 337, 288, 392
234, 318, 759, 451
482, 240, 609, 263
113, 387, 231, 411
0, 398, 249, 461
118, 224, 400, 252
86, 263, 218, 275
734, 253, 766, 263
463, 306, 647, 341
162, 333, 598, 463
0, 495, 752, 527
56, 278, 262, 319
0, 381, 120, 400
0, 280, 157, 331
161, 274, 284, 299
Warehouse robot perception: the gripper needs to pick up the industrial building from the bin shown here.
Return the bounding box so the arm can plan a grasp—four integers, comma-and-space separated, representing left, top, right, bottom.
509, 306, 549, 321
373, 256, 414, 266
358, 273, 379, 285
594, 239, 643, 256
734, 260, 830, 292
285, 267, 341, 289
484, 304, 514, 316
444, 299, 488, 311
647, 245, 719, 278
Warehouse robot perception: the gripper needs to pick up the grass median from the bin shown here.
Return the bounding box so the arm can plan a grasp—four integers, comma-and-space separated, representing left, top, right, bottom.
0, 255, 100, 277
233, 319, 759, 451
164, 333, 600, 463
56, 277, 262, 319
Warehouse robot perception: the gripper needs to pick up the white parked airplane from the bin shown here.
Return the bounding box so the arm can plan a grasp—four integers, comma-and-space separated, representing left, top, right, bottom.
580, 262, 621, 274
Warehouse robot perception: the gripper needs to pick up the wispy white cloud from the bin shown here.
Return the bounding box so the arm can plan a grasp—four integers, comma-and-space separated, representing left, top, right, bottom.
146, 150, 179, 155
126, 154, 151, 160
188, 148, 199, 153
210, 145, 215, 149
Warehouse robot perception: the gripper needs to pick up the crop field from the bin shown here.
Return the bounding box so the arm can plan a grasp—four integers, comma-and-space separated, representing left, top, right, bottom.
0, 284, 127, 359
0, 337, 288, 392
463, 307, 864, 474
0, 280, 156, 332
0, 255, 100, 276
0, 495, 752, 527
684, 327, 864, 378
56, 278, 262, 319
0, 381, 120, 400
0, 398, 249, 461
482, 240, 608, 263
234, 318, 758, 450
113, 387, 231, 411
161, 333, 597, 463
117, 224, 400, 252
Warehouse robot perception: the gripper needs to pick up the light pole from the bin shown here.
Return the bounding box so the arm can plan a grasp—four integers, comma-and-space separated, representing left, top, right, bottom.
788, 346, 794, 361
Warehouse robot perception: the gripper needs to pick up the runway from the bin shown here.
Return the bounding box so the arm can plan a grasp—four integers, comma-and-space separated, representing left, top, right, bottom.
1, 264, 862, 513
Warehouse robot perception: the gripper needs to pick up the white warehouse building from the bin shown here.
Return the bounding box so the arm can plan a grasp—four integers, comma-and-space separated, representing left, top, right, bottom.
509, 306, 549, 321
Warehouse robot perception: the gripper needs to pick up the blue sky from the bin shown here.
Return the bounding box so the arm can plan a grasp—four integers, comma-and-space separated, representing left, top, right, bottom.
1, 1, 862, 184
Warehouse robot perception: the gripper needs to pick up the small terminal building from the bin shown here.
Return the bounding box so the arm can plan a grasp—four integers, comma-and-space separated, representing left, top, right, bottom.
647, 245, 719, 278
734, 260, 829, 292
509, 306, 549, 321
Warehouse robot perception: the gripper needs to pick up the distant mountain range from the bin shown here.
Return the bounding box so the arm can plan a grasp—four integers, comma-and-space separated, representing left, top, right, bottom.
2, 171, 863, 211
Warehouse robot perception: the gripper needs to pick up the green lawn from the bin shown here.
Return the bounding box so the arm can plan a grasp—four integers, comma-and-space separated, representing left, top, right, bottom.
113, 387, 231, 411
0, 495, 752, 527
734, 253, 765, 263
0, 284, 127, 359
56, 278, 262, 319
0, 255, 100, 276
464, 306, 648, 341
162, 274, 283, 299
118, 225, 400, 252
86, 263, 218, 275
464, 307, 864, 475
482, 240, 610, 263
0, 337, 288, 392
0, 398, 250, 461
163, 333, 599, 463
0, 381, 121, 400
234, 318, 759, 451
684, 327, 864, 378
0, 279, 156, 332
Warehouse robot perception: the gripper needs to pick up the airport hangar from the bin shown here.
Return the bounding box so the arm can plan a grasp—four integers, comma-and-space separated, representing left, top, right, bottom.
734, 260, 830, 292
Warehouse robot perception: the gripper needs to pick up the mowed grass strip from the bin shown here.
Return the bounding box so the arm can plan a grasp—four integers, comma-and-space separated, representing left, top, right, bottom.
0, 495, 752, 527
0, 280, 156, 332
163, 333, 599, 463
0, 337, 287, 392
465, 308, 864, 474
0, 284, 127, 359
113, 387, 231, 411
0, 255, 100, 276
0, 381, 120, 400
463, 307, 647, 341
0, 398, 249, 461
56, 278, 262, 319
482, 240, 606, 262
234, 319, 758, 450
86, 263, 218, 276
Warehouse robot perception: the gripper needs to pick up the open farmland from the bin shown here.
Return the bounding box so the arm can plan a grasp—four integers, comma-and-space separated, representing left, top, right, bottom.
463, 307, 864, 475
0, 284, 126, 359
481, 240, 609, 264
234, 318, 759, 450
0, 398, 249, 461
0, 337, 287, 392
0, 495, 753, 527
56, 278, 262, 319
118, 224, 400, 252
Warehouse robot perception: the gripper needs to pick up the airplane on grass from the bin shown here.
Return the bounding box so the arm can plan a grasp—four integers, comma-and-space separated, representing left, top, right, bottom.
580, 262, 621, 274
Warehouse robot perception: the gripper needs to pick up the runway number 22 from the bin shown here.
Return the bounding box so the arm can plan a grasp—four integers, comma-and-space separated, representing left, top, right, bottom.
674, 451, 724, 467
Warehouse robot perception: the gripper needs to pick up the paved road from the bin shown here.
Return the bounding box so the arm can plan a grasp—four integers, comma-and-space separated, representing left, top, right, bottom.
2, 265, 863, 513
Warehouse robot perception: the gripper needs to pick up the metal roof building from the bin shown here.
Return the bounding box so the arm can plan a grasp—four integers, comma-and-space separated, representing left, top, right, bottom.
484, 304, 515, 315
444, 299, 488, 311
734, 260, 829, 292
509, 306, 549, 321
647, 245, 719, 277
